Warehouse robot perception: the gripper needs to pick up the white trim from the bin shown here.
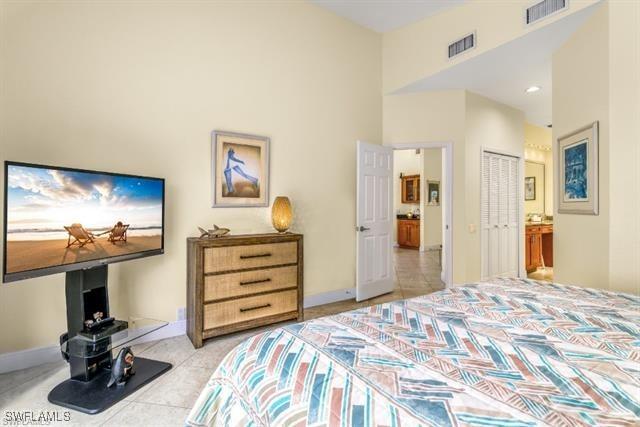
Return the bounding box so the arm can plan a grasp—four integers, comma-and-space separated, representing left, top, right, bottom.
303, 287, 355, 308
0, 320, 187, 374
387, 141, 454, 288
0, 345, 60, 374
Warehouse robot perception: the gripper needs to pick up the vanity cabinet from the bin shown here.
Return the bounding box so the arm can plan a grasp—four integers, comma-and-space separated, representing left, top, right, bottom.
398, 219, 420, 249
401, 175, 420, 204
526, 224, 553, 273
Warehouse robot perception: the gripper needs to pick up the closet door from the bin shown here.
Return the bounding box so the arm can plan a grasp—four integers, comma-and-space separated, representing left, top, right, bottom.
481, 152, 519, 279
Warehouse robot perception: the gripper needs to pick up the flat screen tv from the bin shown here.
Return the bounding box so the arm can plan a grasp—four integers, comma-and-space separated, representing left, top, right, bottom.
3, 161, 164, 283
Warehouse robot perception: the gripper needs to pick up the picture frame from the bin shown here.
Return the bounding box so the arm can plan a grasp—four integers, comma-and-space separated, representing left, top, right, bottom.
427, 180, 440, 206
557, 121, 598, 215
211, 130, 270, 207
524, 176, 536, 200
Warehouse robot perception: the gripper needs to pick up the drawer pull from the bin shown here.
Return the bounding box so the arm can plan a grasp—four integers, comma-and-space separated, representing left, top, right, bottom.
239, 278, 271, 286
240, 253, 272, 259
240, 303, 271, 313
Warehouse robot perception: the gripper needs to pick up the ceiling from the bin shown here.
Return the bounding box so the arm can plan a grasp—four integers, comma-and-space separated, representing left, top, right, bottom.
394, 3, 600, 127
310, 0, 466, 33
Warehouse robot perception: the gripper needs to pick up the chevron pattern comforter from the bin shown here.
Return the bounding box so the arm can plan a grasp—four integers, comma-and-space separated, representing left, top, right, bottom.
186, 278, 640, 426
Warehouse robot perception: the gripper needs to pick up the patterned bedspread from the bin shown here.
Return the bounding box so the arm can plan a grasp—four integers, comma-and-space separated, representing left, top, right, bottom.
186, 278, 640, 426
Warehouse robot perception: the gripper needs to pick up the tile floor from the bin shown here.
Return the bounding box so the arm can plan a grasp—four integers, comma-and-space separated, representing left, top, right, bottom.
527, 266, 554, 281
0, 248, 442, 426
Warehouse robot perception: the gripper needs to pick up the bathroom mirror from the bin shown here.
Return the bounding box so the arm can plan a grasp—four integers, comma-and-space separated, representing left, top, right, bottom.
525, 160, 545, 215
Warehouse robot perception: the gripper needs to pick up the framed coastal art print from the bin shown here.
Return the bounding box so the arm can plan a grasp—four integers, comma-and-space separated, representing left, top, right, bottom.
427, 181, 440, 206
557, 121, 598, 215
524, 177, 536, 200
212, 131, 269, 207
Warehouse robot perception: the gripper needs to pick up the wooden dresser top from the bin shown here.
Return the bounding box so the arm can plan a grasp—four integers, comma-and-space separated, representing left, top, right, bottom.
187, 233, 302, 247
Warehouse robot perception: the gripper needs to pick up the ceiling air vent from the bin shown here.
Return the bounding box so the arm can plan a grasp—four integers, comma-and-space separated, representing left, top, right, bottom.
526, 0, 568, 25
448, 32, 475, 59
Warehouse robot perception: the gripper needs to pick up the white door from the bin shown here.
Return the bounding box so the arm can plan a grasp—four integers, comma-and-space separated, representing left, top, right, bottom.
356, 141, 394, 301
481, 151, 520, 279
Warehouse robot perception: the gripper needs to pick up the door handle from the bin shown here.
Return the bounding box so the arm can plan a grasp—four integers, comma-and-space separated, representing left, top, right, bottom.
357, 226, 371, 232
239, 303, 271, 313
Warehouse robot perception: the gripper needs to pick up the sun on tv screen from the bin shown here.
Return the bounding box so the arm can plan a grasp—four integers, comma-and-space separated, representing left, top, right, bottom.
3, 162, 164, 283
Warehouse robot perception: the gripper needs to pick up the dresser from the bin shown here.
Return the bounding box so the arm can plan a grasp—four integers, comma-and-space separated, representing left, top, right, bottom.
186, 233, 303, 348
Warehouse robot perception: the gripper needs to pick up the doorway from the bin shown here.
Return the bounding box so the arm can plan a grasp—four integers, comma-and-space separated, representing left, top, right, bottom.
355, 141, 453, 302
390, 142, 453, 290
392, 146, 448, 298
524, 126, 555, 281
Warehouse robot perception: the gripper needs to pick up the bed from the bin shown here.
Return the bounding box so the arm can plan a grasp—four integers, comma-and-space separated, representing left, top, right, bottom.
186, 278, 640, 426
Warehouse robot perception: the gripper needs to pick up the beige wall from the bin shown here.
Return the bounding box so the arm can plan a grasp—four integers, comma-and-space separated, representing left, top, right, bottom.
525, 161, 546, 215
422, 148, 443, 248
392, 149, 422, 244
383, 90, 467, 282
608, 0, 640, 295
382, 0, 599, 93
0, 1, 381, 353
393, 149, 422, 215
552, 3, 610, 290
553, 0, 639, 295
464, 91, 525, 281
383, 90, 525, 283
525, 123, 553, 216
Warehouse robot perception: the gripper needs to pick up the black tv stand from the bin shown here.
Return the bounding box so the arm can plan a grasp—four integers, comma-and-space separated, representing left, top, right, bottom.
48, 265, 172, 414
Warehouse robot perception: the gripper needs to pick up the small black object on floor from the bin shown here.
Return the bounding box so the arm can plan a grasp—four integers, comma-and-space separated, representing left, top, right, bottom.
48, 357, 171, 414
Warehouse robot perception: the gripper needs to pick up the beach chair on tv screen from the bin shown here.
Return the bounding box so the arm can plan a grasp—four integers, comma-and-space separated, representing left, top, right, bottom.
64, 224, 96, 248
107, 222, 129, 244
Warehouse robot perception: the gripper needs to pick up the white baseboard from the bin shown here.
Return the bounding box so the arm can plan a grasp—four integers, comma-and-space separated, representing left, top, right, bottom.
0, 320, 187, 374
303, 287, 355, 308
0, 345, 61, 374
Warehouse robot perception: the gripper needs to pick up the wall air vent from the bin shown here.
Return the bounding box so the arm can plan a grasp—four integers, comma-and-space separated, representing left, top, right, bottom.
526, 0, 567, 25
448, 32, 475, 59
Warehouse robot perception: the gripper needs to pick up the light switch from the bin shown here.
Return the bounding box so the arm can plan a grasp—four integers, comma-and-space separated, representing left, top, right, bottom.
468, 223, 476, 233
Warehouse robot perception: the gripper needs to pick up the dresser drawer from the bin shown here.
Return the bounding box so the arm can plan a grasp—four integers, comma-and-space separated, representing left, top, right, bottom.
204, 242, 297, 274
204, 265, 297, 302
203, 289, 297, 330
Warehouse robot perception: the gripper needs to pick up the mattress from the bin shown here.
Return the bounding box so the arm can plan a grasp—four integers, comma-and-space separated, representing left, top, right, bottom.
186, 278, 640, 426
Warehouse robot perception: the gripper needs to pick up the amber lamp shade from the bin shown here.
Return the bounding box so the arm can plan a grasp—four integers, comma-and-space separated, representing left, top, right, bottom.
271, 196, 292, 233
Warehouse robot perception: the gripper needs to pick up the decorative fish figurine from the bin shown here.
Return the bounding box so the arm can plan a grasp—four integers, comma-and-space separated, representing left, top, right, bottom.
108, 347, 135, 387
198, 225, 230, 239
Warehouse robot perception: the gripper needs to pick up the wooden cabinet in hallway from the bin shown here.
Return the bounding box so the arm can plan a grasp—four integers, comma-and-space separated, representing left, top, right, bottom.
397, 219, 420, 249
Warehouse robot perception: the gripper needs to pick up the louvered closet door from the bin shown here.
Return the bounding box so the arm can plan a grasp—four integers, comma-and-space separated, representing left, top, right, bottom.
481, 152, 519, 279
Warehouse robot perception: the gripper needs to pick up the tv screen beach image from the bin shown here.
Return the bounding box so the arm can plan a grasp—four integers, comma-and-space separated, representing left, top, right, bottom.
5, 164, 163, 275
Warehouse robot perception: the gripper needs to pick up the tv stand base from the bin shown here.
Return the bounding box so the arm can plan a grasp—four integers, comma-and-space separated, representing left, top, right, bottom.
48, 357, 171, 415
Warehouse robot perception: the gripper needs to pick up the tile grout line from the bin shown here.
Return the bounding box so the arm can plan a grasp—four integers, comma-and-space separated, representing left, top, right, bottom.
99, 400, 133, 426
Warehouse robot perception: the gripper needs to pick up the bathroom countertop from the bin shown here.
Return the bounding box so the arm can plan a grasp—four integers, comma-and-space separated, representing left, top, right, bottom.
397, 215, 420, 220
525, 221, 553, 226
